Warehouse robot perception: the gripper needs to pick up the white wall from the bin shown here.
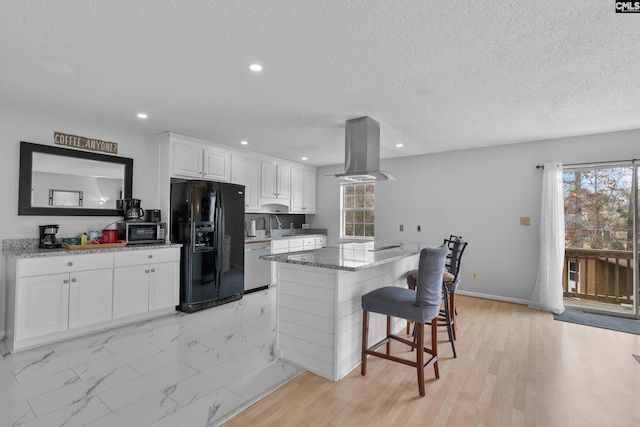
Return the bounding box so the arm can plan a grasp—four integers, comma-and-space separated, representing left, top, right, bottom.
313, 129, 640, 304
0, 104, 160, 334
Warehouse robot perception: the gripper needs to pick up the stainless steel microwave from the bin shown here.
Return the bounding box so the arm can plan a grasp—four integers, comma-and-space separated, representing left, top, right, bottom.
117, 222, 166, 245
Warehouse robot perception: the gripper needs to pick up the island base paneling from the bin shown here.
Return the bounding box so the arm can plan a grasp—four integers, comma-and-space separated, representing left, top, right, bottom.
276, 254, 418, 381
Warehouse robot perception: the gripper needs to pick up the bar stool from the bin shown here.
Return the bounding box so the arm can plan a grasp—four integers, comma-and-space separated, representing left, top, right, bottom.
406, 236, 468, 358
361, 245, 448, 396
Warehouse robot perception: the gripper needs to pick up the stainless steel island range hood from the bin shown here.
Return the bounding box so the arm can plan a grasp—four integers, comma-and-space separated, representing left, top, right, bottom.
335, 116, 395, 182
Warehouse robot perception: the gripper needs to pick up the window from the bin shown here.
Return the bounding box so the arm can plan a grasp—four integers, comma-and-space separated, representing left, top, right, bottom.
341, 182, 374, 239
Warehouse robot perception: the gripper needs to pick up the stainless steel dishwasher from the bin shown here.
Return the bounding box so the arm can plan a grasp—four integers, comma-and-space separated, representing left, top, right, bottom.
244, 241, 272, 293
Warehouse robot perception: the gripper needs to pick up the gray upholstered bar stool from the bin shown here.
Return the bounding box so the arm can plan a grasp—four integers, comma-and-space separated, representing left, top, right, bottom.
360, 245, 448, 396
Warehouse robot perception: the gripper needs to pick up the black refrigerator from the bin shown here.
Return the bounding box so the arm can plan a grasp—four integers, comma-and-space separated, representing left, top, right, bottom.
170, 179, 245, 313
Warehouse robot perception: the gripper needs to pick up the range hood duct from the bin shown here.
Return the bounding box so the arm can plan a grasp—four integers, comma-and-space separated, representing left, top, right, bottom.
334, 116, 395, 182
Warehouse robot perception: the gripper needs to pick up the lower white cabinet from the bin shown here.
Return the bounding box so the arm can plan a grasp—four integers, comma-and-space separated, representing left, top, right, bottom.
15, 273, 70, 340
69, 268, 113, 329
113, 265, 150, 319
5, 247, 180, 353
113, 248, 180, 319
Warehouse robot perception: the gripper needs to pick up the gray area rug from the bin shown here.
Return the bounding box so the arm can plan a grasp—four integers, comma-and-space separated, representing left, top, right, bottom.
553, 310, 640, 335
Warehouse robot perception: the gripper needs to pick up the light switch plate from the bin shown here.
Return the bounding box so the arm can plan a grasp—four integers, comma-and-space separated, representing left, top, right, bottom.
520, 217, 531, 226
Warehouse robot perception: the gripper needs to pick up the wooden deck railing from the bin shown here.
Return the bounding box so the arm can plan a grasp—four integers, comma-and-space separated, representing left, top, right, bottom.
563, 248, 636, 304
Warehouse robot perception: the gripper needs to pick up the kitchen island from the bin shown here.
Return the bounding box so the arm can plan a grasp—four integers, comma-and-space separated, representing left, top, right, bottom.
261, 241, 426, 381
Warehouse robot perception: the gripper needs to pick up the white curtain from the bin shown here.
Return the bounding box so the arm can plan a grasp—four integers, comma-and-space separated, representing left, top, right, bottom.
529, 162, 565, 314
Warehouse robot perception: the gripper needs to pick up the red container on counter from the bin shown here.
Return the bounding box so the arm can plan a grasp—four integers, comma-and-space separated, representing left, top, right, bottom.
102, 229, 118, 243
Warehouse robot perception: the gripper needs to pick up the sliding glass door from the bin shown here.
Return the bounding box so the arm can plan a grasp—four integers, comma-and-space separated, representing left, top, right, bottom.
562, 163, 639, 318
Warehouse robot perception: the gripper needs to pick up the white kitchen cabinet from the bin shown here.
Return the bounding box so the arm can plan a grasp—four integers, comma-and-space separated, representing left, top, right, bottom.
172, 139, 203, 178
231, 155, 260, 212
15, 273, 70, 340
261, 161, 291, 202
5, 247, 180, 353
113, 248, 180, 319
68, 268, 113, 329
149, 261, 180, 311
10, 252, 113, 346
113, 265, 150, 319
203, 147, 230, 182
290, 168, 316, 214
170, 135, 230, 182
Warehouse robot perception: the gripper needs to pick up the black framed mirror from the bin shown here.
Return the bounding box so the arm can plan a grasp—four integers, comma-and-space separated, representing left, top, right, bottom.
19, 141, 133, 216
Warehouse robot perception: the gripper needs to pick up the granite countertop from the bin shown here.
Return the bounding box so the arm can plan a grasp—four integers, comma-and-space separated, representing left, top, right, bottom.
245, 228, 327, 244
3, 238, 182, 259
260, 241, 425, 272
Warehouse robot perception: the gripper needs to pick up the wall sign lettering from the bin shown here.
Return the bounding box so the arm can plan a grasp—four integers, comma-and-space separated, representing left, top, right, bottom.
54, 132, 118, 154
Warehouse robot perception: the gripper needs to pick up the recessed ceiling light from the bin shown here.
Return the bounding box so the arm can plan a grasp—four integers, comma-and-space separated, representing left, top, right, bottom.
137, 113, 148, 119
395, 143, 403, 148
249, 63, 263, 72
301, 157, 308, 161
241, 140, 248, 145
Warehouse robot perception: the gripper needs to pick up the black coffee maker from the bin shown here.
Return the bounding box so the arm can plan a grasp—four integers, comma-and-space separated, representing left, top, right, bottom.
39, 224, 60, 249
121, 198, 145, 221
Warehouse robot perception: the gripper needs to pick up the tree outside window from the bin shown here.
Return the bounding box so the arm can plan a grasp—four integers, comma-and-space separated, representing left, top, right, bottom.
341, 183, 374, 238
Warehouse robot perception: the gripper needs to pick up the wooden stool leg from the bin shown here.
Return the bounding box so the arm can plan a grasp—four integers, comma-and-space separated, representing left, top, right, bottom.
416, 322, 425, 396
431, 320, 439, 379
361, 310, 369, 375
386, 316, 391, 355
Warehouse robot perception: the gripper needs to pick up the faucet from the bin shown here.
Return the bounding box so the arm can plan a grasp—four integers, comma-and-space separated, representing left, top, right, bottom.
268, 215, 282, 236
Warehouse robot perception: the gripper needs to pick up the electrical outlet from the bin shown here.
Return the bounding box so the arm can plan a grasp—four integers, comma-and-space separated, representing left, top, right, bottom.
417, 225, 422, 232
399, 224, 404, 232
520, 216, 531, 226
472, 272, 478, 280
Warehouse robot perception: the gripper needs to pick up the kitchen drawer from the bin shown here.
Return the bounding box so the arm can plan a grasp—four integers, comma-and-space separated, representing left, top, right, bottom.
114, 248, 180, 267
271, 240, 289, 253
315, 236, 327, 247
18, 253, 113, 277
303, 238, 315, 248
288, 238, 304, 250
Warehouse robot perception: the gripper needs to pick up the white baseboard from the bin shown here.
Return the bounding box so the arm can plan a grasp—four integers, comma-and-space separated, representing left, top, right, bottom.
457, 290, 530, 306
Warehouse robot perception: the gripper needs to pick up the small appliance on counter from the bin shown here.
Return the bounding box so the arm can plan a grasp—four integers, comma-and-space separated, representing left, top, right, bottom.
102, 229, 118, 243
145, 209, 162, 223
39, 224, 60, 249
117, 221, 166, 244
118, 198, 145, 221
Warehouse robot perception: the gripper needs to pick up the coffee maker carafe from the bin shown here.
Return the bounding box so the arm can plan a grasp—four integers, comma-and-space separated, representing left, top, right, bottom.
39, 224, 60, 249
122, 198, 145, 221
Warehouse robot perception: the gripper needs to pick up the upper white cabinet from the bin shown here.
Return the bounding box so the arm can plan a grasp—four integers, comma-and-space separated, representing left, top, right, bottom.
172, 139, 203, 178
159, 132, 316, 215
203, 147, 230, 182
169, 135, 230, 182
261, 162, 291, 203
231, 155, 260, 212
291, 168, 316, 214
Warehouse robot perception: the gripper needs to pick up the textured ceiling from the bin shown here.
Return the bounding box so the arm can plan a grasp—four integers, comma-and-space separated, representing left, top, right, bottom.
1, 1, 639, 166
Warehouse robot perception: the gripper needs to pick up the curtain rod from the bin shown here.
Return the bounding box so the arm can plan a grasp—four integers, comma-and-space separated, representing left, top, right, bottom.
536, 159, 638, 170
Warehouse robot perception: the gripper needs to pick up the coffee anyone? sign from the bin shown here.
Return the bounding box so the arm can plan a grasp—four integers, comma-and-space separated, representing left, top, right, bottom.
54, 132, 118, 154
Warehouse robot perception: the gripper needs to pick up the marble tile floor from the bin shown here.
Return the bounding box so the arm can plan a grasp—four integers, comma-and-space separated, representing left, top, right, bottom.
0, 287, 301, 427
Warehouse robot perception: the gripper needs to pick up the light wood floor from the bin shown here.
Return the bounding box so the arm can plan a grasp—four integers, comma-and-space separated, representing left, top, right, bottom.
222, 295, 640, 427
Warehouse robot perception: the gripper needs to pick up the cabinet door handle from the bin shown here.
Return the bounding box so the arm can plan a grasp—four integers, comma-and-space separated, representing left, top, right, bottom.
145, 270, 150, 273
148, 255, 153, 258
63, 279, 69, 284
150, 269, 155, 272
71, 278, 77, 283
68, 262, 73, 266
